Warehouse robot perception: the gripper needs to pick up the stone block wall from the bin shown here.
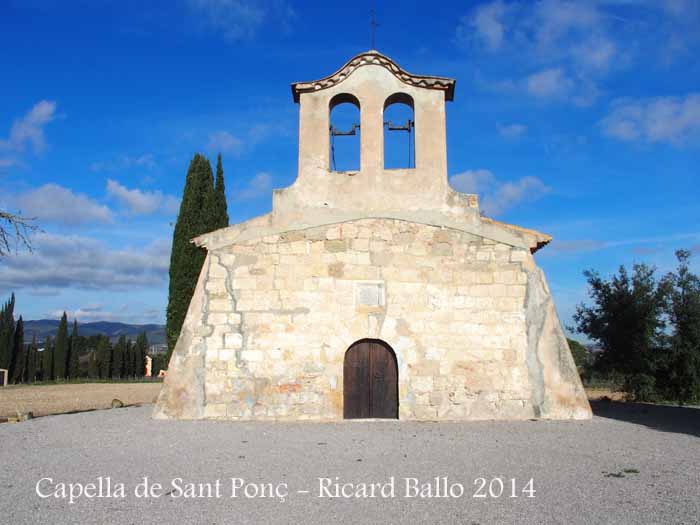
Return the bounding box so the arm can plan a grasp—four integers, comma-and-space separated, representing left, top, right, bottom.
154, 218, 591, 421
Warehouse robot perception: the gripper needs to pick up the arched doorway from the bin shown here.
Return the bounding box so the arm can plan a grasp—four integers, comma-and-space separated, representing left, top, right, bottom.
343, 339, 398, 419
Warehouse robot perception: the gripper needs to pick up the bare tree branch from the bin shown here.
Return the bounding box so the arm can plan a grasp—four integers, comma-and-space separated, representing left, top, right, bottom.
0, 210, 40, 256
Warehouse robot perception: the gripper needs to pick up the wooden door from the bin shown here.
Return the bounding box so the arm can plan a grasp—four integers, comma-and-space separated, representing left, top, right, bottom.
344, 340, 398, 419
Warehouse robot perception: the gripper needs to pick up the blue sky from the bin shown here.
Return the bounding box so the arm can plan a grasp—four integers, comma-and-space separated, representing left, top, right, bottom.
1, 0, 699, 335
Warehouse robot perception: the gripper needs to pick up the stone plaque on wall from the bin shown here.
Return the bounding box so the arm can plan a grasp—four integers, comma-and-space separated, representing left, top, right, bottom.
356, 281, 385, 307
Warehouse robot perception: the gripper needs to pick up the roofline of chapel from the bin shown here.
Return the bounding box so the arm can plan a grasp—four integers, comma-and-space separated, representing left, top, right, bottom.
192, 211, 552, 254
290, 50, 456, 103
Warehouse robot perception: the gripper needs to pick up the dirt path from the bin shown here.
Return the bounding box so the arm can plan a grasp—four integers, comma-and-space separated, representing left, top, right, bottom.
0, 382, 162, 417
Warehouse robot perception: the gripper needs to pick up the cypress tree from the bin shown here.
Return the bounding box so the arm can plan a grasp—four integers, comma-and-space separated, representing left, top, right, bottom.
26, 335, 38, 383
68, 319, 80, 379
214, 153, 229, 229
125, 340, 134, 378
130, 338, 138, 377
151, 353, 165, 378
112, 336, 126, 379
133, 341, 140, 377
42, 335, 53, 381
166, 153, 217, 361
135, 332, 148, 378
10, 316, 25, 383
0, 293, 15, 371
96, 336, 112, 379
53, 312, 69, 379
128, 344, 135, 378
87, 350, 98, 379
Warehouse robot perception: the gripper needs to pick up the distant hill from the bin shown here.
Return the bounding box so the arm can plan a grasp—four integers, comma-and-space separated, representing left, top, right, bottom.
24, 319, 166, 344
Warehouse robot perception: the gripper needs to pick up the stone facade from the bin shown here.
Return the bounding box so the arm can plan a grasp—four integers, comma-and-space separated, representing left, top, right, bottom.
154, 51, 591, 421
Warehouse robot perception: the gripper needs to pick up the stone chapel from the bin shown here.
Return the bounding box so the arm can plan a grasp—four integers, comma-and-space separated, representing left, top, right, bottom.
154, 51, 592, 421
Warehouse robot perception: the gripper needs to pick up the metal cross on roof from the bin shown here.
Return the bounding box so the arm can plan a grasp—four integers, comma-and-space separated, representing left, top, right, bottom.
370, 9, 380, 50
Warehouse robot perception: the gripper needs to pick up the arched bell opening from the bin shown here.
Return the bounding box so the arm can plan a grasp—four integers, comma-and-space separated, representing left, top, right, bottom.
329, 93, 361, 172
383, 93, 415, 170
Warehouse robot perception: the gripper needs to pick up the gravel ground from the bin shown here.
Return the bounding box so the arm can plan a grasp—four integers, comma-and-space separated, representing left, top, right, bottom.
0, 383, 161, 417
1, 401, 698, 524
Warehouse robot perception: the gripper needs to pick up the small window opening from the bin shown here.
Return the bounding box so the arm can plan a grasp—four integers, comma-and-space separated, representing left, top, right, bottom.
329, 94, 361, 172
384, 93, 415, 169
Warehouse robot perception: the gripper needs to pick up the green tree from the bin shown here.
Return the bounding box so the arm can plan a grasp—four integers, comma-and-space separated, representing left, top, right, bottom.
125, 340, 134, 378
96, 336, 112, 379
10, 316, 25, 383
25, 335, 38, 383
659, 250, 700, 403
134, 332, 148, 378
0, 293, 15, 371
68, 319, 81, 379
166, 153, 218, 361
87, 350, 98, 379
53, 312, 69, 379
574, 264, 667, 378
213, 153, 229, 229
131, 343, 138, 377
42, 335, 54, 381
112, 336, 126, 379
567, 338, 591, 376
151, 353, 166, 378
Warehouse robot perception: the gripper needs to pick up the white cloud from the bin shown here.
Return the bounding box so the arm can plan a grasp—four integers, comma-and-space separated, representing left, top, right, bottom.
0, 233, 170, 292
460, 0, 508, 51
0, 100, 57, 154
457, 1, 604, 63
190, 0, 265, 40
455, 1, 690, 107
15, 184, 113, 225
529, 0, 600, 53
90, 153, 156, 173
204, 115, 296, 161
542, 232, 700, 256
482, 177, 550, 216
498, 123, 528, 139
126, 153, 156, 169
483, 68, 598, 106
0, 158, 21, 171
526, 68, 573, 99
600, 93, 700, 145
188, 0, 296, 41
547, 239, 607, 255
449, 169, 496, 194
47, 304, 162, 324
449, 169, 550, 216
106, 179, 179, 215
459, 0, 700, 98
571, 36, 616, 72
570, 78, 601, 108
239, 171, 273, 199
205, 122, 289, 156
0, 100, 57, 168
247, 122, 284, 144
660, 0, 697, 17
206, 130, 244, 155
